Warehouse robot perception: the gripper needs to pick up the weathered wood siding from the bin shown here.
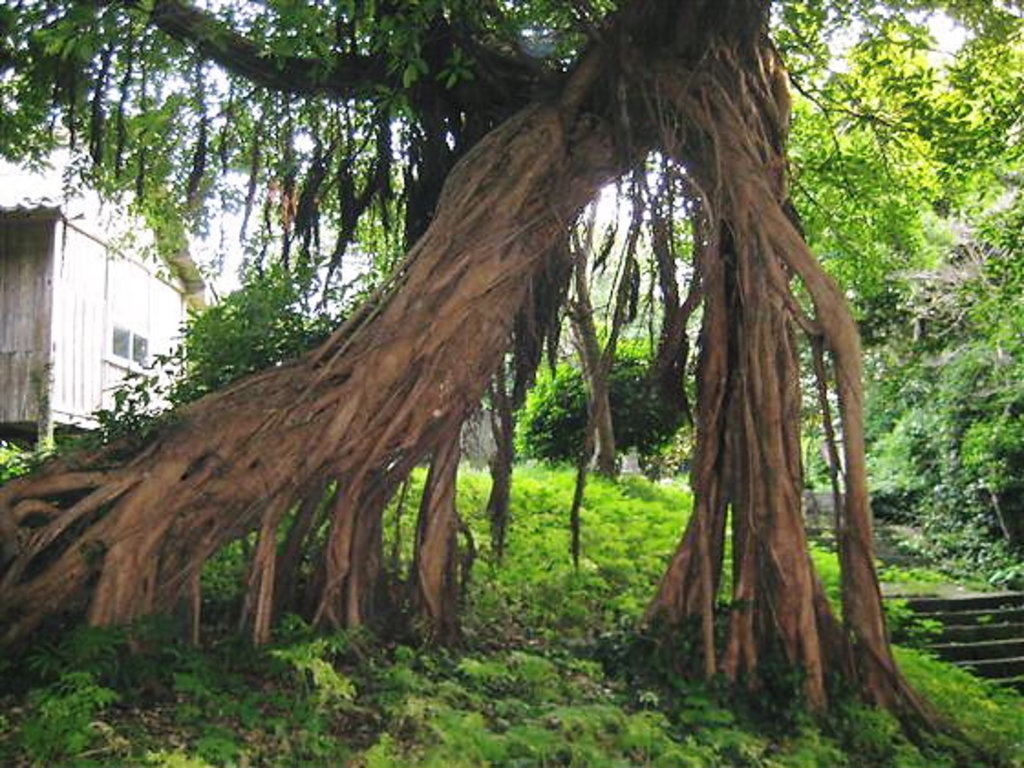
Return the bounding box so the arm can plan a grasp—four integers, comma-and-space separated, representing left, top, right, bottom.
0, 214, 55, 429
1, 212, 188, 434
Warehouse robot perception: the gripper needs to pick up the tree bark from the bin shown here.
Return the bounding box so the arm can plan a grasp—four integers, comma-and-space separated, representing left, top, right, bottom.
485, 367, 515, 562
644, 37, 934, 722
412, 431, 462, 643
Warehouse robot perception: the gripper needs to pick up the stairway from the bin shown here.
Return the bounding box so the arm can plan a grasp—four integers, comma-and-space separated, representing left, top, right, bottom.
900, 592, 1024, 690
800, 492, 1024, 689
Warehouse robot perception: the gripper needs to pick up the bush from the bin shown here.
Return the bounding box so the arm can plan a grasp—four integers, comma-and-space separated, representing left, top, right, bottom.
516, 344, 685, 466
171, 264, 337, 406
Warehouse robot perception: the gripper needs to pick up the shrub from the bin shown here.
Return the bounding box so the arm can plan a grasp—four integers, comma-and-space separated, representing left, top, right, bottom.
170, 264, 336, 405
517, 344, 686, 466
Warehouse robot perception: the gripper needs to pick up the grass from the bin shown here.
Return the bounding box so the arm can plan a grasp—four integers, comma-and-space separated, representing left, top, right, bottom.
0, 466, 1021, 768
453, 466, 693, 642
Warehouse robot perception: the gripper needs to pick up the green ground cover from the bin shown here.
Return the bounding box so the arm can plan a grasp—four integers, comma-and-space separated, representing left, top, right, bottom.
0, 467, 1020, 768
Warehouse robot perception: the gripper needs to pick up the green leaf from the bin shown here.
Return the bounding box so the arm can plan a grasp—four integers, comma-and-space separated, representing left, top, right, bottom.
402, 63, 420, 88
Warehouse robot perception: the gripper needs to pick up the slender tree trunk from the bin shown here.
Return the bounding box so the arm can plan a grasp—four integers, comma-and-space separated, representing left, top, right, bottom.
272, 481, 331, 623
571, 250, 617, 477
987, 487, 1024, 548
485, 367, 515, 562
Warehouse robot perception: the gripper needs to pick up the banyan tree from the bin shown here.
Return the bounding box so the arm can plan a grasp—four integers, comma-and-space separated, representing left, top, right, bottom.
0, 0, 936, 723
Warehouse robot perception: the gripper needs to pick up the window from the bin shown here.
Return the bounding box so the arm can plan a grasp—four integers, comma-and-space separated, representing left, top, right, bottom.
111, 325, 149, 366
112, 326, 131, 359
132, 334, 149, 366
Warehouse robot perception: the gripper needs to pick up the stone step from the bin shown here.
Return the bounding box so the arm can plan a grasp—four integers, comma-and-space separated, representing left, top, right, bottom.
956, 656, 1024, 679
919, 607, 1024, 626
927, 638, 1024, 662
939, 622, 1024, 643
995, 675, 1024, 692
905, 593, 1024, 614
876, 554, 924, 568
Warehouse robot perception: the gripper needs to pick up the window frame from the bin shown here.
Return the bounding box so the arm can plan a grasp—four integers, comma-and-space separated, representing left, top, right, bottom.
110, 324, 150, 367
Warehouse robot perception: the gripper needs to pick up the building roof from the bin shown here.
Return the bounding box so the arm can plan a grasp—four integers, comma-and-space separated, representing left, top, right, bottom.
0, 162, 207, 309
0, 201, 62, 215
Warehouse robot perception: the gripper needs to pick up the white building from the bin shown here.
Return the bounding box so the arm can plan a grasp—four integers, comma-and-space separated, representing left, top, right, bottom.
0, 164, 205, 441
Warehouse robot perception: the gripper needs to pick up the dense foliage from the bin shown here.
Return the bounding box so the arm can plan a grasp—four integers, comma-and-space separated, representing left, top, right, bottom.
862, 192, 1024, 587
516, 345, 686, 467
775, 2, 1024, 586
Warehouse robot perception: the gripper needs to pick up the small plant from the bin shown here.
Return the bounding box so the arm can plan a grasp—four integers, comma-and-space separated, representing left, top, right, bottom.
27, 624, 128, 683
270, 628, 357, 711
19, 670, 119, 763
896, 646, 1024, 765
884, 599, 943, 647
145, 749, 216, 768
194, 725, 242, 765
0, 440, 35, 485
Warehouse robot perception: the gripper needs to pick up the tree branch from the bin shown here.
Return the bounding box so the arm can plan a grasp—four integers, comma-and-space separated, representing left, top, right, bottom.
140, 0, 548, 108
143, 0, 389, 99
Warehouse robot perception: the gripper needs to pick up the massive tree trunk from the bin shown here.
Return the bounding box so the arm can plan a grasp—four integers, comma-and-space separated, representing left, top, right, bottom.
0, 0, 934, 726
0, 90, 625, 648
644, 38, 933, 721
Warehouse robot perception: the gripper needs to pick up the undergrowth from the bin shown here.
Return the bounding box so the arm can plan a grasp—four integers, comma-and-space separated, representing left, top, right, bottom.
0, 467, 1020, 767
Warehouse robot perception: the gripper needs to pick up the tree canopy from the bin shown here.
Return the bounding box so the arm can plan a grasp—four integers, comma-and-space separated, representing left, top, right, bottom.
2, 0, 1016, 288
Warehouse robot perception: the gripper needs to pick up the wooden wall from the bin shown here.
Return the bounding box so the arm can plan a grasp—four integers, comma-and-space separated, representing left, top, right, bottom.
0, 213, 55, 432
50, 221, 187, 427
